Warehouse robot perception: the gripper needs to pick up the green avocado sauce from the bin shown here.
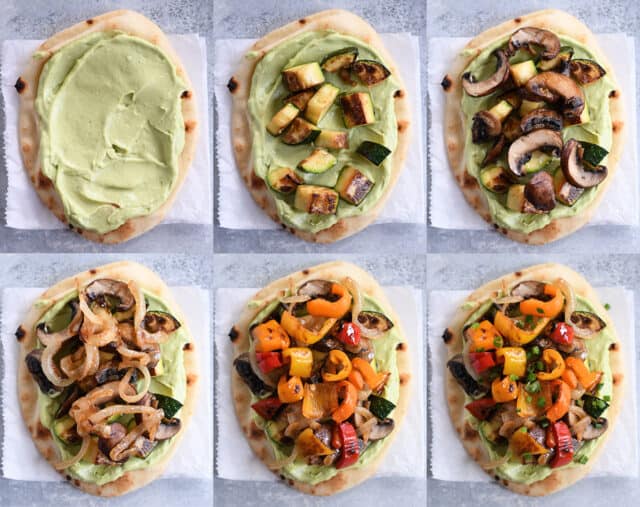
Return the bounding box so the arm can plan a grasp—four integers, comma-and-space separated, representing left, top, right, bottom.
35, 289, 188, 486
462, 293, 614, 484
36, 31, 186, 234
247, 292, 401, 484
248, 30, 399, 233
461, 35, 615, 234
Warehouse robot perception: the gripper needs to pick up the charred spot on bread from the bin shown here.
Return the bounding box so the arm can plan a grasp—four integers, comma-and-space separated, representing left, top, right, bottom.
229, 326, 240, 342
441, 75, 452, 91
227, 77, 239, 93
15, 77, 26, 94
15, 325, 26, 341
442, 328, 453, 343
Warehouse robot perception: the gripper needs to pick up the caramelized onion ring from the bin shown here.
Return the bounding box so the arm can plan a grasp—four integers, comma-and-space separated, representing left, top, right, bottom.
54, 435, 90, 470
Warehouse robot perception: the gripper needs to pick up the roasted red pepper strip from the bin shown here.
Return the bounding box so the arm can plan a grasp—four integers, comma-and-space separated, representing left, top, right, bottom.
335, 422, 360, 469
468, 351, 496, 374
549, 421, 574, 468
465, 397, 497, 420
337, 322, 361, 346
255, 351, 283, 373
251, 396, 283, 420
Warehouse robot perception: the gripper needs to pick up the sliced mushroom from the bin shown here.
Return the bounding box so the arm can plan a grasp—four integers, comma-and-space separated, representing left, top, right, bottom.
155, 418, 182, 440
112, 436, 157, 461
582, 417, 608, 440
233, 352, 271, 396
520, 108, 563, 134
511, 280, 546, 299
446, 354, 489, 398
369, 418, 395, 440
524, 171, 556, 213
503, 115, 523, 142
462, 50, 510, 97
483, 135, 507, 166
297, 280, 333, 299
561, 139, 608, 188
357, 311, 394, 334
569, 59, 606, 85
472, 111, 502, 144
25, 349, 61, 396
507, 129, 563, 177
525, 72, 585, 123
97, 422, 127, 457
508, 27, 561, 60
85, 279, 135, 311
143, 311, 181, 334
570, 311, 606, 335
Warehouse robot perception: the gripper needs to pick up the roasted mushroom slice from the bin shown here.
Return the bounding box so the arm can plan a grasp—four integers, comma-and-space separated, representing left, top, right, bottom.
508, 27, 561, 60
511, 280, 546, 299
462, 50, 510, 97
524, 171, 556, 214
554, 168, 584, 206
85, 279, 135, 311
97, 422, 127, 458
155, 418, 182, 440
143, 311, 181, 334
582, 417, 608, 440
569, 59, 606, 85
368, 418, 395, 440
482, 135, 507, 166
561, 139, 608, 189
357, 311, 394, 335
503, 115, 522, 142
298, 279, 333, 299
234, 353, 272, 396
520, 109, 563, 134
525, 72, 585, 123
25, 349, 62, 396
570, 311, 606, 336
446, 354, 489, 398
507, 129, 563, 177
472, 111, 502, 144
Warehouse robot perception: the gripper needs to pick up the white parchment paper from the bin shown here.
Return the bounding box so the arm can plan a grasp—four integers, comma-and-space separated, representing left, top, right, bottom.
214, 34, 426, 229
1, 286, 212, 481
2, 35, 212, 229
429, 34, 639, 229
429, 288, 638, 481
215, 286, 426, 480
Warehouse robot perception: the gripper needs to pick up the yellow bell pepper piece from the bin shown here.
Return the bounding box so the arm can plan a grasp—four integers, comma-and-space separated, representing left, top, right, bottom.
537, 348, 566, 381
496, 347, 527, 377
494, 311, 549, 345
510, 428, 549, 456
296, 427, 334, 457
322, 350, 353, 382
282, 347, 313, 378
302, 383, 339, 419
491, 376, 519, 403
306, 283, 352, 318
516, 381, 551, 418
519, 284, 564, 319
280, 311, 336, 345
252, 320, 290, 352
467, 320, 503, 352
277, 375, 304, 403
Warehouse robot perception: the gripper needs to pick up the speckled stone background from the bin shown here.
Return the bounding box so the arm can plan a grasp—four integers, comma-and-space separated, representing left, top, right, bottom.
427, 0, 640, 254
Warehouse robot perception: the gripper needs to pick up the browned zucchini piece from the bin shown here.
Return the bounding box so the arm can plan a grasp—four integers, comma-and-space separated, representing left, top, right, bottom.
335, 166, 374, 205
281, 118, 320, 145
282, 62, 325, 92
283, 89, 316, 110
268, 167, 303, 194
352, 60, 391, 86
266, 103, 299, 136
321, 47, 358, 72
315, 130, 349, 150
294, 185, 339, 215
341, 92, 375, 128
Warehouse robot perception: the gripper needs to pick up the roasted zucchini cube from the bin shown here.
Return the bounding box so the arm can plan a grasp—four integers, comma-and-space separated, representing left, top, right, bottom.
519, 100, 546, 117
510, 60, 538, 87
341, 92, 375, 128
506, 184, 526, 212
281, 118, 320, 145
537, 46, 574, 72
321, 47, 358, 72
553, 168, 584, 206
352, 60, 391, 86
297, 148, 337, 173
282, 62, 325, 92
335, 166, 374, 205
283, 89, 316, 111
356, 141, 391, 166
268, 167, 303, 194
315, 130, 349, 150
488, 100, 514, 123
305, 83, 340, 124
294, 185, 339, 215
522, 150, 553, 174
480, 166, 511, 194
266, 103, 299, 136
53, 415, 80, 445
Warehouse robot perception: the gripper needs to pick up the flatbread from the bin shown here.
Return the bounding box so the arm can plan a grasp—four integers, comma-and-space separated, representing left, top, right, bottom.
229, 9, 411, 243
229, 261, 412, 495
15, 261, 199, 496
442, 9, 626, 245
16, 10, 198, 244
443, 263, 625, 495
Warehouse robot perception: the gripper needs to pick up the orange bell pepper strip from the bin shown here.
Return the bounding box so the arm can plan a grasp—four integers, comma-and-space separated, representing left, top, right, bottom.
296, 428, 334, 456
561, 368, 578, 389
495, 347, 527, 377
519, 284, 564, 319
252, 320, 290, 352
565, 357, 602, 391
537, 349, 566, 381
491, 376, 519, 403
494, 311, 549, 346
347, 369, 365, 390
352, 357, 389, 392
282, 347, 313, 378
302, 382, 339, 419
322, 350, 353, 382
306, 283, 352, 319
277, 375, 304, 403
466, 320, 502, 352
280, 311, 336, 345
332, 380, 358, 423
546, 379, 571, 422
